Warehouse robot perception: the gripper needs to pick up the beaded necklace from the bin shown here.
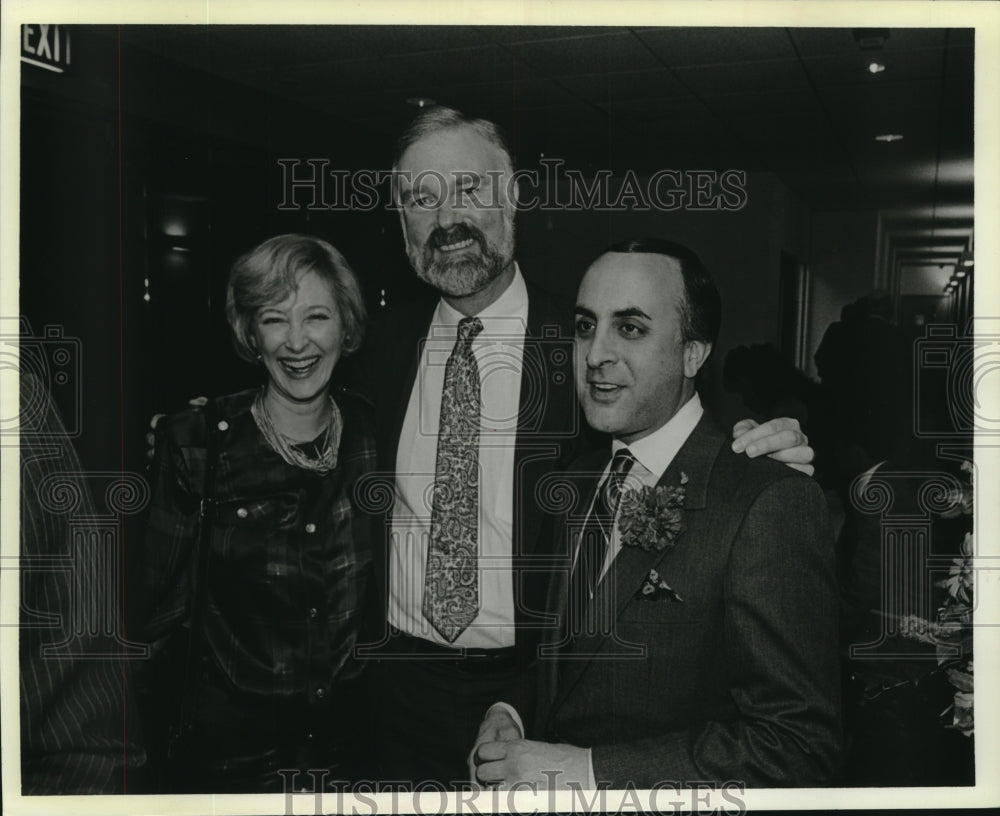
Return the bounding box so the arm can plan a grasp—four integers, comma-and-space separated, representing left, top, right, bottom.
251, 389, 341, 474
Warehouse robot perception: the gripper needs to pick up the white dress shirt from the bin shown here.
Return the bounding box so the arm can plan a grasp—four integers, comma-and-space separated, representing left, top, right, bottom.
596, 392, 704, 582
388, 267, 529, 648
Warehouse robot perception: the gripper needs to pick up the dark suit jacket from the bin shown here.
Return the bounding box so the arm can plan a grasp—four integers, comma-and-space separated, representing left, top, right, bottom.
357, 279, 583, 652
538, 415, 841, 787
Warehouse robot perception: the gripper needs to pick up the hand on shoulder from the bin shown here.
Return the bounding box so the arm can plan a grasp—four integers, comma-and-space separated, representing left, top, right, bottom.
731, 417, 814, 476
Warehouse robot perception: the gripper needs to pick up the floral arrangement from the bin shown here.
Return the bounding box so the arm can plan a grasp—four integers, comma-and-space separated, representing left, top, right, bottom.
898, 460, 974, 736
618, 473, 688, 552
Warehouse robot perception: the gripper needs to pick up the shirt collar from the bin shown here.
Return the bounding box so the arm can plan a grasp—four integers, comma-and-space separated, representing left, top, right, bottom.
612, 393, 704, 482
434, 263, 528, 328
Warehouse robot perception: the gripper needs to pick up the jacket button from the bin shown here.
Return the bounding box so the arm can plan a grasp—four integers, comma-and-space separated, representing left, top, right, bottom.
305, 522, 316, 533
309, 607, 319, 619
315, 688, 326, 699
217, 420, 229, 431
236, 507, 248, 518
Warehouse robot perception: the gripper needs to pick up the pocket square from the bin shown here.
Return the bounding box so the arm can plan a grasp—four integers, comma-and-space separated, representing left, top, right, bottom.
635, 568, 683, 602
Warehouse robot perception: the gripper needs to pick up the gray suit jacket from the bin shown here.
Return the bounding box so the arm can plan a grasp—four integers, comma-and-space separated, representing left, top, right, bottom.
537, 415, 841, 788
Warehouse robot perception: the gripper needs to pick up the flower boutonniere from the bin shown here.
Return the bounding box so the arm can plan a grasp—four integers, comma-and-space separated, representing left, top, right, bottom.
618, 472, 688, 552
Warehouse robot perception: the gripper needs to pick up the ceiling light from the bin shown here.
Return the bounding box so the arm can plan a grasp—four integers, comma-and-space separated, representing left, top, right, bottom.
868, 62, 886, 74
162, 218, 187, 236
875, 134, 904, 143
955, 269, 967, 279
962, 257, 974, 267
853, 28, 890, 50
406, 97, 436, 108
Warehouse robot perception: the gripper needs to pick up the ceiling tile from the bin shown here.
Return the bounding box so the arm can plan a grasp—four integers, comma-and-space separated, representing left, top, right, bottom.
730, 112, 838, 150
119, 26, 211, 70
108, 24, 972, 216
243, 26, 374, 66
777, 164, 866, 208
819, 79, 942, 130
789, 27, 947, 58
703, 88, 823, 116
273, 58, 389, 94
507, 32, 661, 76
802, 47, 946, 88
556, 69, 691, 105
379, 45, 520, 87
337, 25, 489, 54
411, 76, 582, 113
635, 27, 796, 66
120, 25, 375, 78
599, 95, 709, 120
673, 59, 811, 97
480, 26, 620, 44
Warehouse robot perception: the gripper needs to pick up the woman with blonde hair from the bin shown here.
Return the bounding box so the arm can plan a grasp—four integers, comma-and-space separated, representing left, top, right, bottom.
141, 234, 374, 792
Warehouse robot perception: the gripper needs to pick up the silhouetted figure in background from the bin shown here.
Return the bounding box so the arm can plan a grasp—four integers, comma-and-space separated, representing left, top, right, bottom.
814, 301, 860, 403
814, 291, 912, 497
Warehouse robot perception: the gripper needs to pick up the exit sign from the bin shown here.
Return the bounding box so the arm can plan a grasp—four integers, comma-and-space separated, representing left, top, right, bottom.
21, 25, 71, 73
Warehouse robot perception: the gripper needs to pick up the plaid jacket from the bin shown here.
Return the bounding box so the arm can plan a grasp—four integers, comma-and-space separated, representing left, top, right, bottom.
141, 387, 375, 703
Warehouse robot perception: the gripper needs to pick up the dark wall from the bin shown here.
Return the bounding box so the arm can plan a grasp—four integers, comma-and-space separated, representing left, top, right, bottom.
20, 29, 126, 473
19, 26, 411, 475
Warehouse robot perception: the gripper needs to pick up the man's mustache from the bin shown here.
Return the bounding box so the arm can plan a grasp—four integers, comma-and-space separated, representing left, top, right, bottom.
427, 224, 486, 252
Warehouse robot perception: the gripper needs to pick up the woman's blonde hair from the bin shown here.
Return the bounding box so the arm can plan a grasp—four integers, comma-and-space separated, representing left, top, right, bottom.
225, 234, 366, 362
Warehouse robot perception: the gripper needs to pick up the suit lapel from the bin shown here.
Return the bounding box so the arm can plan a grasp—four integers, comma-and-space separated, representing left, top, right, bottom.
550, 415, 725, 712
371, 298, 437, 614
382, 298, 437, 472
512, 283, 576, 559
609, 416, 720, 620
540, 445, 610, 705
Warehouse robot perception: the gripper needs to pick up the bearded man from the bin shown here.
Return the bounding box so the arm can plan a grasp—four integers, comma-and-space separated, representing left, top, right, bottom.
360, 106, 815, 786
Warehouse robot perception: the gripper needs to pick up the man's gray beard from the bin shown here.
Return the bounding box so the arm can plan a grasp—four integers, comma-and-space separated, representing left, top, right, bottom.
410, 238, 514, 298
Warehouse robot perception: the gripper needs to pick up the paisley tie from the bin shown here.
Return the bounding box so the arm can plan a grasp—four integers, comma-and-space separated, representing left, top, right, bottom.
422, 316, 484, 643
